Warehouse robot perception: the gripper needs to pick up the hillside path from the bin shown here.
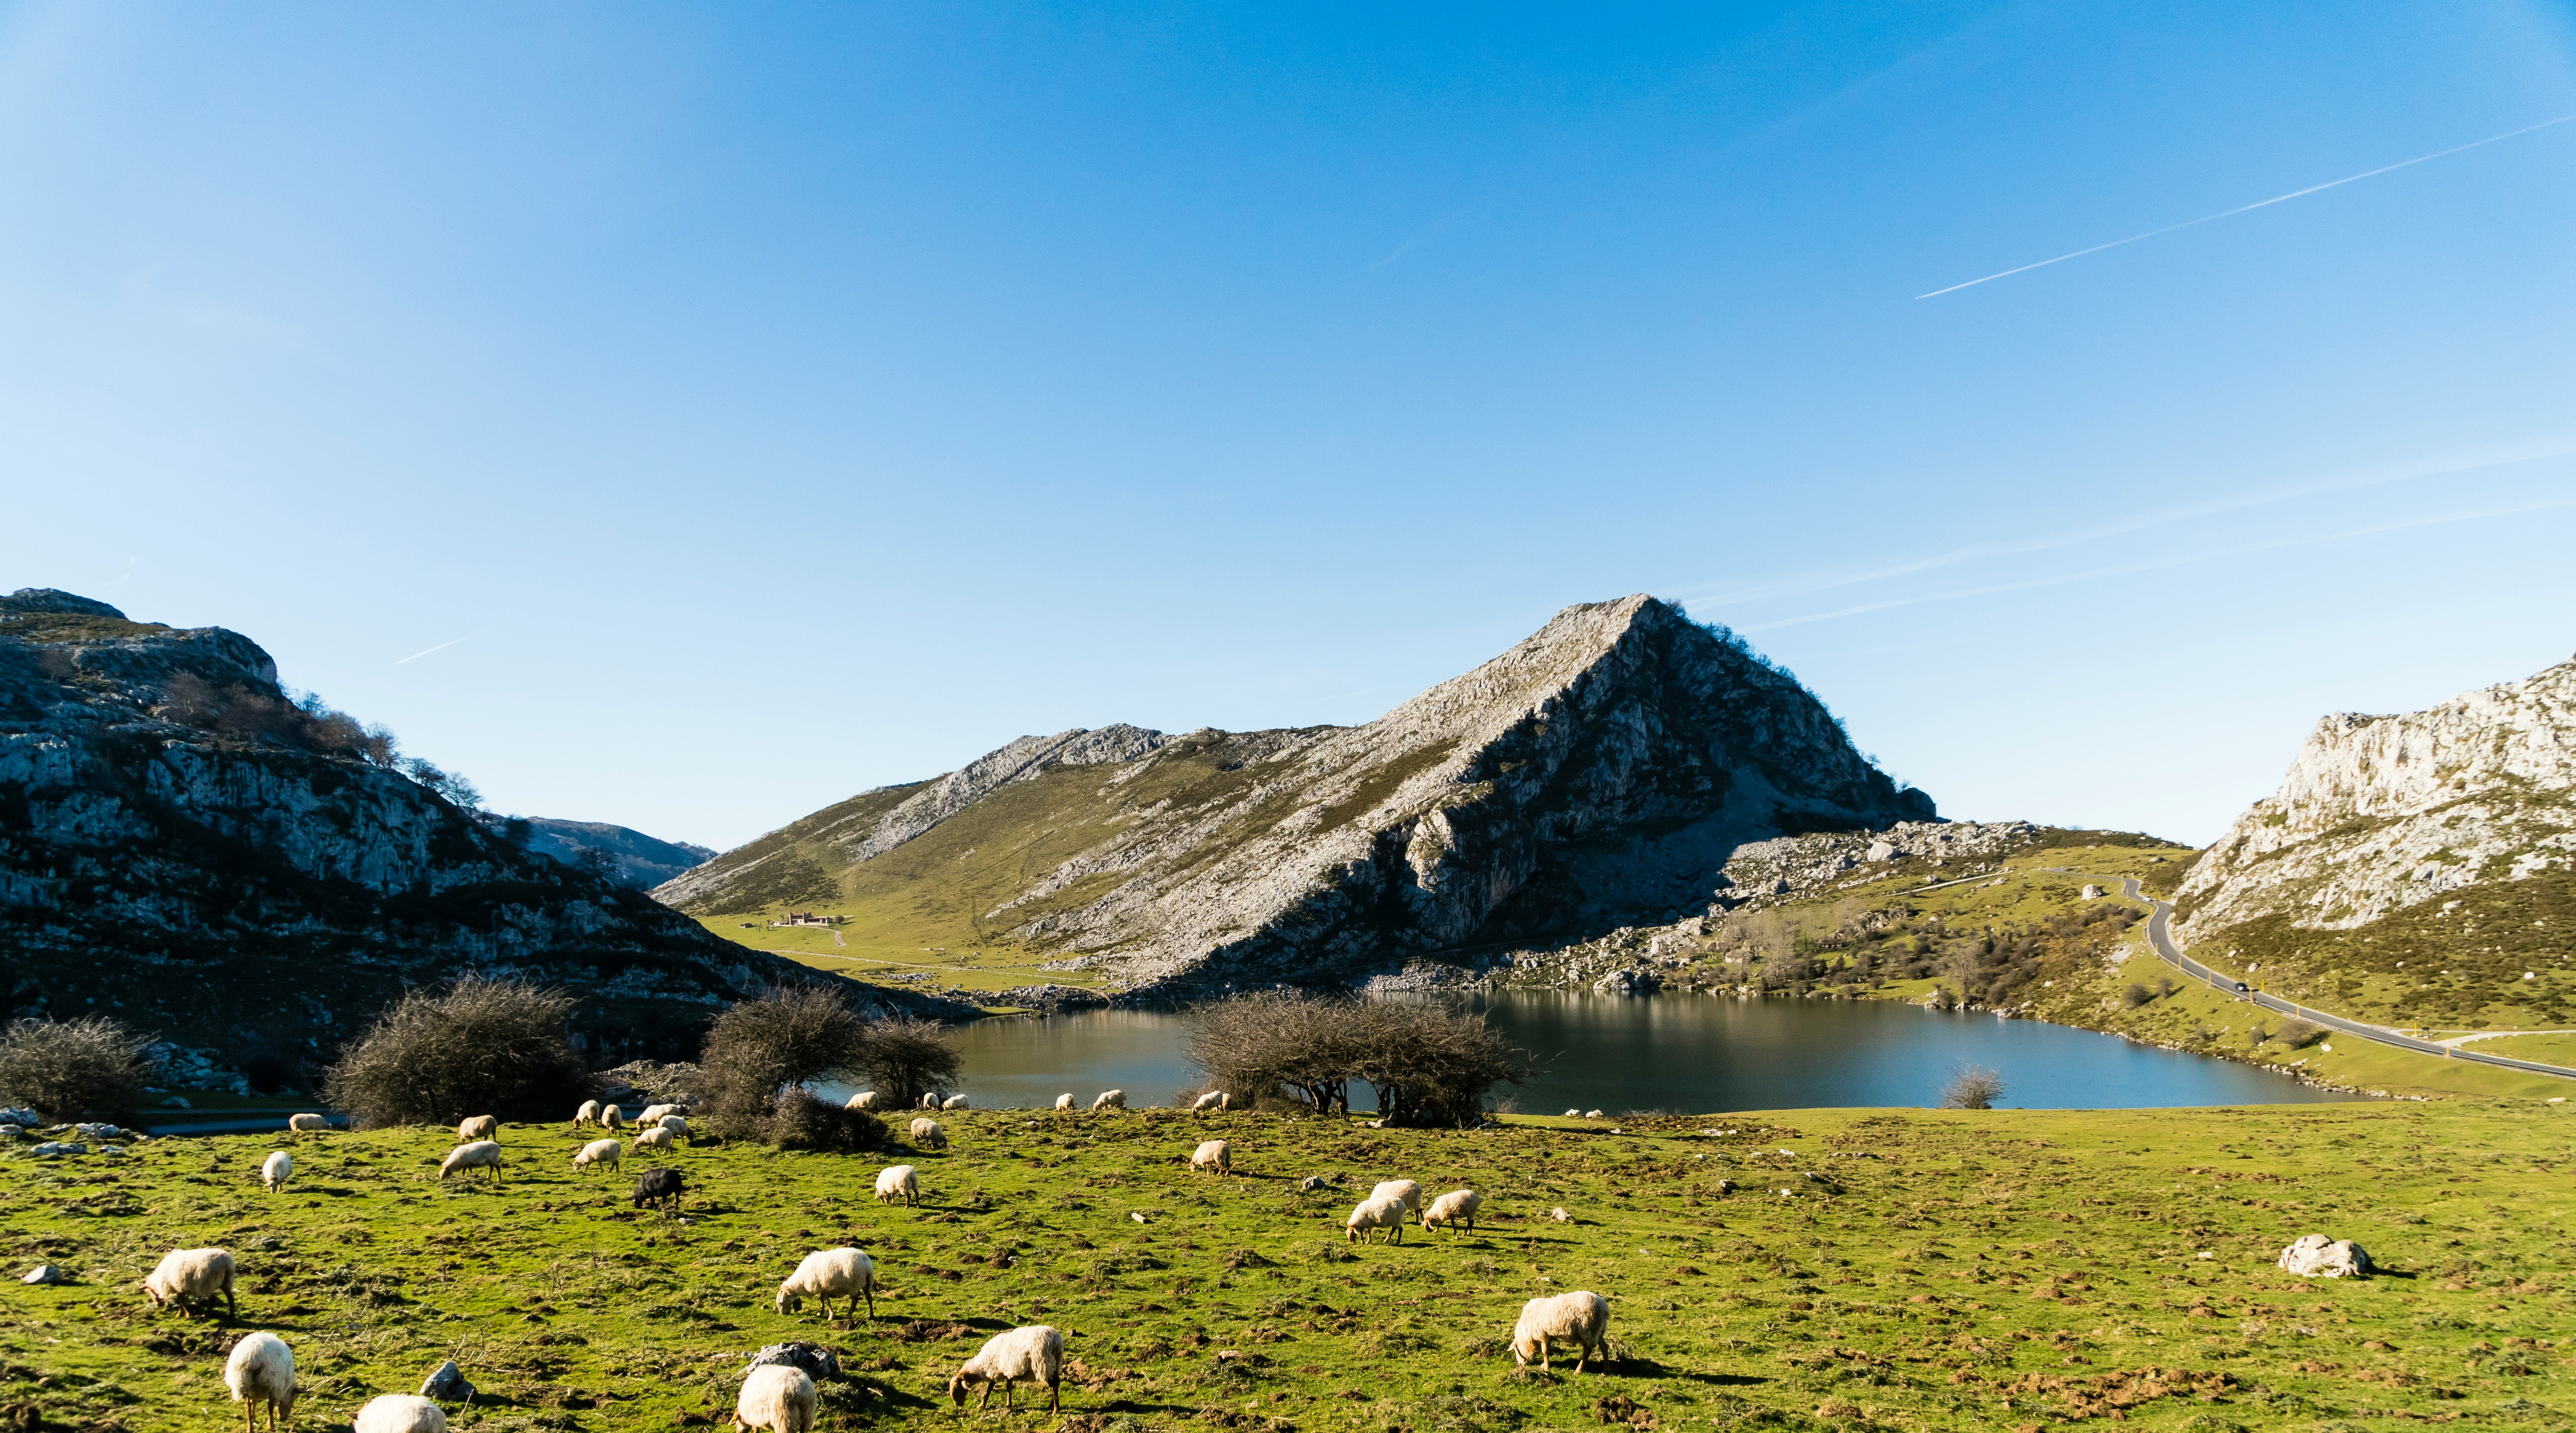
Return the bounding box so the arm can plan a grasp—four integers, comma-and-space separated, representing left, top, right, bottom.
2075, 874, 2576, 1083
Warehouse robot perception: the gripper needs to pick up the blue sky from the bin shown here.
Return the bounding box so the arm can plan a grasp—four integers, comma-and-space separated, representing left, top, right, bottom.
5, 2, 2573, 850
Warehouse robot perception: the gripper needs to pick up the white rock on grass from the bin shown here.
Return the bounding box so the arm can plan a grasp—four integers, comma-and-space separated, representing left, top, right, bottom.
2277, 1234, 2373, 1278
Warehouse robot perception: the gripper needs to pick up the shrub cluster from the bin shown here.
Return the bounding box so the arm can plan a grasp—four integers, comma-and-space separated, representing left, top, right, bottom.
0, 1016, 156, 1121
322, 976, 593, 1127
1186, 992, 1526, 1127
157, 672, 399, 767
696, 985, 953, 1146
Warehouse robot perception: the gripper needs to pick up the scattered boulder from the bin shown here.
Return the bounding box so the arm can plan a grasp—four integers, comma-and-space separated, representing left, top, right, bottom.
28, 1142, 86, 1158
748, 1342, 842, 1381
419, 1360, 475, 1402
2081, 885, 2104, 900
0, 1108, 41, 1128
2278, 1234, 2373, 1278
21, 1266, 68, 1285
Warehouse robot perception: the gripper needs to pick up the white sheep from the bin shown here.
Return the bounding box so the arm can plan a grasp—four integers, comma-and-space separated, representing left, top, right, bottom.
1583, 1109, 1604, 1120
1053, 1093, 1075, 1111
1091, 1089, 1126, 1110
144, 1247, 237, 1319
948, 1324, 1064, 1412
1190, 1139, 1230, 1175
636, 1126, 677, 1154
1561, 1108, 1580, 1118
1370, 1178, 1422, 1218
847, 1091, 881, 1111
1345, 1195, 1407, 1244
1510, 1290, 1610, 1372
875, 1165, 921, 1206
437, 1140, 504, 1184
776, 1246, 878, 1320
944, 1094, 972, 1110
601, 1104, 625, 1130
638, 1103, 676, 1126
575, 1100, 601, 1126
286, 1113, 328, 1134
259, 1151, 294, 1193
1423, 1188, 1482, 1234
223, 1329, 297, 1432
456, 1114, 498, 1142
657, 1114, 691, 1142
352, 1393, 448, 1433
919, 1092, 941, 1110
573, 1138, 623, 1174
909, 1117, 948, 1149
1190, 1090, 1230, 1111
734, 1363, 817, 1433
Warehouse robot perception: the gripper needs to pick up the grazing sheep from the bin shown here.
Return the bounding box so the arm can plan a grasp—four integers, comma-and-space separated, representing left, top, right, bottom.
1053, 1093, 1075, 1110
1370, 1178, 1422, 1218
601, 1104, 625, 1130
1510, 1290, 1610, 1372
909, 1117, 947, 1149
638, 1103, 676, 1127
1091, 1090, 1126, 1110
1345, 1195, 1407, 1245
1190, 1090, 1229, 1112
144, 1248, 237, 1319
456, 1115, 497, 1142
734, 1363, 818, 1433
223, 1329, 297, 1433
657, 1114, 691, 1142
875, 1165, 920, 1207
635, 1127, 677, 1154
919, 1092, 941, 1110
1583, 1109, 1604, 1120
572, 1138, 623, 1174
352, 1394, 447, 1433
948, 1324, 1064, 1412
286, 1113, 328, 1134
1561, 1108, 1581, 1118
776, 1247, 878, 1320
632, 1165, 684, 1213
259, 1151, 293, 1193
1190, 1139, 1231, 1175
941, 1094, 970, 1110
437, 1140, 504, 1184
846, 1091, 881, 1111
1423, 1188, 1482, 1234
575, 1100, 601, 1127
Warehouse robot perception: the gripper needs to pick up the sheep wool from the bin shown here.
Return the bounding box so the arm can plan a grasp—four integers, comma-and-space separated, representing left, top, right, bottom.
144, 1248, 237, 1319
948, 1324, 1065, 1412
637, 1103, 675, 1127
259, 1151, 293, 1193
1344, 1195, 1407, 1245
941, 1094, 970, 1110
845, 1091, 881, 1111
601, 1104, 625, 1130
775, 1247, 878, 1321
575, 1100, 601, 1127
352, 1393, 448, 1433
286, 1113, 328, 1133
1091, 1089, 1126, 1110
875, 1164, 921, 1206
1190, 1090, 1227, 1111
1423, 1188, 1482, 1233
1190, 1139, 1230, 1175
1370, 1179, 1423, 1216
223, 1329, 297, 1433
437, 1140, 504, 1183
919, 1093, 941, 1109
1511, 1290, 1610, 1372
1052, 1093, 1075, 1110
455, 1115, 497, 1143
635, 1127, 677, 1153
657, 1114, 691, 1141
572, 1138, 623, 1173
735, 1363, 818, 1433
908, 1117, 947, 1149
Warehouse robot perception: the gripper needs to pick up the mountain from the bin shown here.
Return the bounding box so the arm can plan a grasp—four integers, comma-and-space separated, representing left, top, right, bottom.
2172, 656, 2576, 1029
660, 595, 1935, 995
0, 588, 965, 1089
487, 815, 715, 890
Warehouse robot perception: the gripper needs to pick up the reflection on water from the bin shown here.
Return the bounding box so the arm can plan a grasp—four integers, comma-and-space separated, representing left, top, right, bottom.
819, 994, 2357, 1113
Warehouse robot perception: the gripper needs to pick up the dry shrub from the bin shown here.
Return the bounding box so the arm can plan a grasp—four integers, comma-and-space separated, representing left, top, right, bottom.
697, 983, 874, 1141
1939, 1064, 2005, 1110
763, 1087, 889, 1151
2275, 1019, 2324, 1049
322, 976, 591, 1126
862, 1016, 961, 1108
0, 1015, 155, 1120
1186, 993, 1525, 1127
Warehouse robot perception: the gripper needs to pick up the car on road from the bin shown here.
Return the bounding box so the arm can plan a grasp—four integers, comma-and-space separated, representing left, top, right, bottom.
2232, 981, 2249, 993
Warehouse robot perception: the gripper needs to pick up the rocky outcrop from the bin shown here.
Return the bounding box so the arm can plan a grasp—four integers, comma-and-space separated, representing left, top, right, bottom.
666, 595, 1935, 994
0, 589, 969, 1084
2173, 657, 2576, 944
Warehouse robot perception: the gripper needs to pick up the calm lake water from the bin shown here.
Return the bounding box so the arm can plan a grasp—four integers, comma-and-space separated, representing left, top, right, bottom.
825, 994, 2357, 1112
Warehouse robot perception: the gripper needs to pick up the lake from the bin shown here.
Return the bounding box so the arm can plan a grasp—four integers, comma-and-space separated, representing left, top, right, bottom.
825, 993, 2357, 1112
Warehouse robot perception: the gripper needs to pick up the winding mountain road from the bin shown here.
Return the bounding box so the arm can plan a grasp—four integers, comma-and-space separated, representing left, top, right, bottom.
2099, 874, 2576, 1082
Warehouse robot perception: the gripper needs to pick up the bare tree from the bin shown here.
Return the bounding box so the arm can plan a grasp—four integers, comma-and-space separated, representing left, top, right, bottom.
323, 977, 591, 1127
1186, 992, 1527, 1127
0, 1016, 156, 1120
863, 1017, 963, 1108
1939, 1064, 2005, 1110
697, 984, 875, 1140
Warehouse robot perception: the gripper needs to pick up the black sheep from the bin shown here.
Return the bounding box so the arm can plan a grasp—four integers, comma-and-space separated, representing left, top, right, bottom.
631, 1165, 685, 1213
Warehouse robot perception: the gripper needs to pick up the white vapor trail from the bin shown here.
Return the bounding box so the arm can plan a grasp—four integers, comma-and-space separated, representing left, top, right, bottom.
395, 634, 473, 665
1918, 114, 2576, 299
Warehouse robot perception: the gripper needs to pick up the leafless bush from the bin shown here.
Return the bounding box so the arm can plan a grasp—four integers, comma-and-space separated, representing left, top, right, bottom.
862, 1016, 962, 1109
697, 984, 875, 1140
1938, 1065, 2005, 1110
322, 976, 591, 1127
2275, 1019, 2324, 1049
2120, 982, 2153, 1009
762, 1087, 889, 1151
0, 1016, 156, 1120
1186, 993, 1527, 1127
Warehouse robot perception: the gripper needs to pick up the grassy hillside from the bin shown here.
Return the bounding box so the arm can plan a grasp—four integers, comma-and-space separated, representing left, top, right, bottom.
8, 1102, 2573, 1433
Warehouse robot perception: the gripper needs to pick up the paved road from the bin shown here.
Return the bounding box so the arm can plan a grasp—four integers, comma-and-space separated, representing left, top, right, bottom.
2101, 874, 2576, 1083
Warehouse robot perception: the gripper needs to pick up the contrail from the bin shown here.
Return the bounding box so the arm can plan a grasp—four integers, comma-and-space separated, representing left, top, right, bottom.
1918, 114, 2576, 299
395, 634, 474, 665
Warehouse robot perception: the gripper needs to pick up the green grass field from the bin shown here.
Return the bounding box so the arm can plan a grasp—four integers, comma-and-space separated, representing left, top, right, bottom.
7, 1102, 2570, 1433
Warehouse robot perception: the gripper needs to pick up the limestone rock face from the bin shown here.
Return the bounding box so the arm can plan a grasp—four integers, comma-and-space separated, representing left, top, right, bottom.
2174, 658, 2576, 945
665, 595, 1935, 993
0, 590, 966, 1075
2276, 1234, 2373, 1278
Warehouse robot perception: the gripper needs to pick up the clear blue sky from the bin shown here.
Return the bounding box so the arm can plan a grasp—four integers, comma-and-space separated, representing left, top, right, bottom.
6, 3, 2573, 850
